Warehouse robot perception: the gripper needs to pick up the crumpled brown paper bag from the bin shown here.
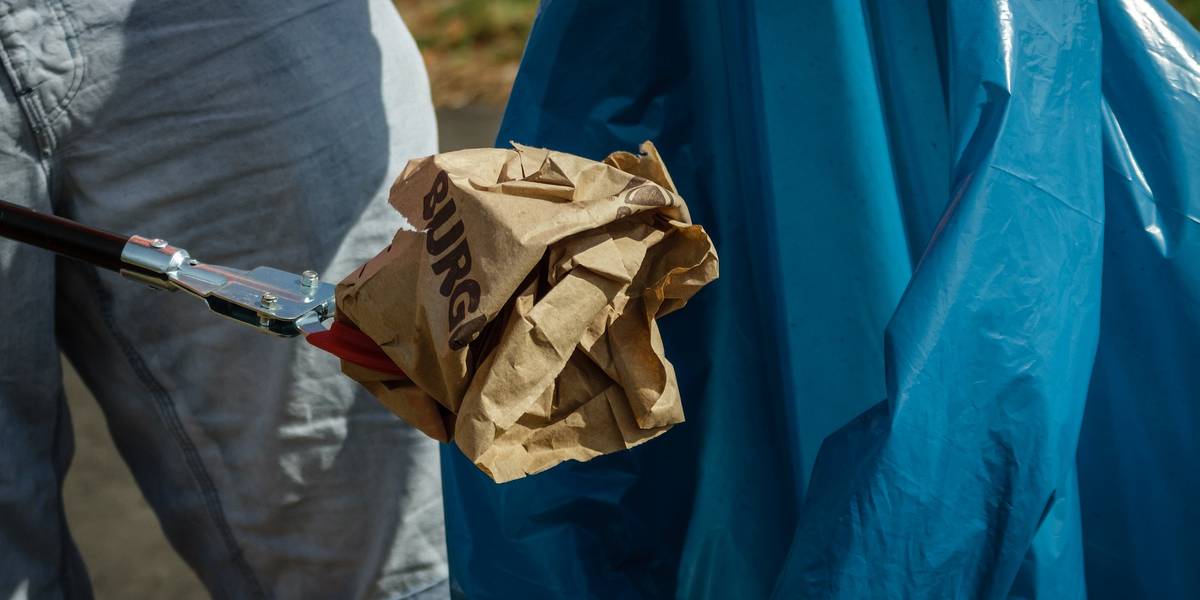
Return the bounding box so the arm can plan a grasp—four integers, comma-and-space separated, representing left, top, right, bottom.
336, 141, 718, 482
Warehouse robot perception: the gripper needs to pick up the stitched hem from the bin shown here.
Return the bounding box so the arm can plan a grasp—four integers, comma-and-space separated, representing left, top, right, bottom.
38, 0, 85, 130
0, 0, 85, 157
0, 21, 49, 156
82, 267, 267, 598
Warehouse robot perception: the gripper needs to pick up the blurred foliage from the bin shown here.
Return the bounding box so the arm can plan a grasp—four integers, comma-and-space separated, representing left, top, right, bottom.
1173, 0, 1200, 24
394, 0, 537, 108
398, 0, 1200, 108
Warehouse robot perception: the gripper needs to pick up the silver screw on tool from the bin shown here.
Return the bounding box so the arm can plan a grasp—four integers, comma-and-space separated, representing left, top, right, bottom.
260, 292, 279, 309
300, 270, 319, 288
150, 238, 168, 249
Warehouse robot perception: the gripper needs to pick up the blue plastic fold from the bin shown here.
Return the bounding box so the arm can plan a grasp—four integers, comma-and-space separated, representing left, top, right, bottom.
439, 1, 1200, 597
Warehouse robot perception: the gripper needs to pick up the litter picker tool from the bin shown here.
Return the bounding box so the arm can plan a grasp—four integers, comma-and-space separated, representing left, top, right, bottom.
0, 198, 404, 377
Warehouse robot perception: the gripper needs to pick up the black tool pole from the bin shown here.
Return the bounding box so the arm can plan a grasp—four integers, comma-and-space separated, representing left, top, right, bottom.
0, 199, 130, 272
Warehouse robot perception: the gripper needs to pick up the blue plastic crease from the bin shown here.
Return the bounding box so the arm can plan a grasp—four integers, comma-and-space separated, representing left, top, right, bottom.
439, 1, 1200, 597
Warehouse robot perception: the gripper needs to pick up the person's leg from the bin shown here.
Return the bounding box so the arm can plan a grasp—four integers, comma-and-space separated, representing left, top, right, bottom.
51, 0, 445, 597
0, 25, 90, 598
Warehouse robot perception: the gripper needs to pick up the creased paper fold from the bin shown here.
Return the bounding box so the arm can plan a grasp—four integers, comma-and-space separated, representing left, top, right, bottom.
337, 141, 718, 482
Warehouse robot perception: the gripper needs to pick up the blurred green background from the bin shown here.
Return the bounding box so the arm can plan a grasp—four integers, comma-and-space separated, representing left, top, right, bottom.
394, 0, 539, 107
395, 0, 1200, 108
1176, 0, 1200, 23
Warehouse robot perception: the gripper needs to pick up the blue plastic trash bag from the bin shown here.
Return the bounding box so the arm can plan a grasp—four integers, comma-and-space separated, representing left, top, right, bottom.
439, 1, 1200, 597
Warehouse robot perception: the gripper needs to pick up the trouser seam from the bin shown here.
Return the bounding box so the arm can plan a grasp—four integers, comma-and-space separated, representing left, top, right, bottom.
0, 26, 52, 156
0, 0, 85, 157
38, 0, 85, 130
79, 266, 267, 599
